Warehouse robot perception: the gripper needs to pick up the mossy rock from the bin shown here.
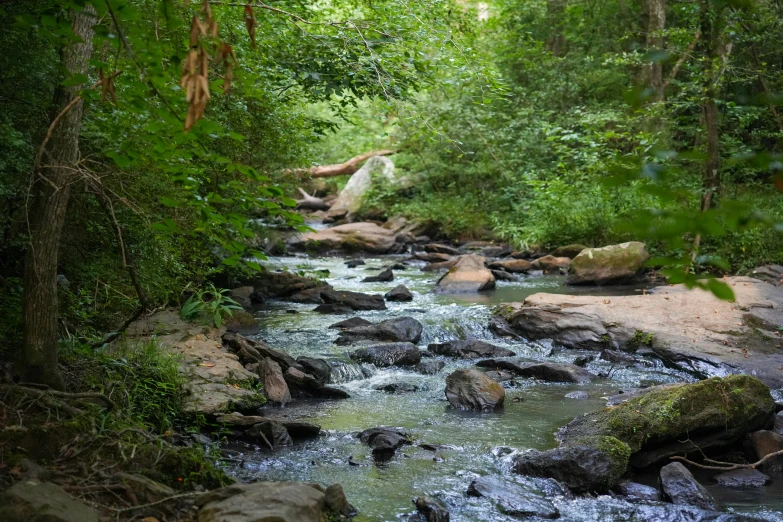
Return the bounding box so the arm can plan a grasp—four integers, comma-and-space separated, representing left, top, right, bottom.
567, 241, 649, 285
551, 244, 589, 259
559, 375, 774, 468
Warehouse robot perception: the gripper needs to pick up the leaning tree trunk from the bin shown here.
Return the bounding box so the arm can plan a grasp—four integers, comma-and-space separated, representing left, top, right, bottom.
642, 0, 667, 100
22, 7, 95, 389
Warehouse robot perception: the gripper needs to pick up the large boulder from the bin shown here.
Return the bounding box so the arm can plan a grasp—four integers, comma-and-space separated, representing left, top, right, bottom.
427, 339, 514, 359
336, 317, 423, 345
558, 375, 774, 469
327, 155, 395, 219
291, 222, 399, 254
223, 332, 299, 370
476, 358, 596, 383
567, 241, 649, 285
196, 481, 345, 522
435, 254, 495, 294
0, 480, 100, 522
467, 475, 559, 519
659, 462, 719, 511
350, 342, 422, 367
444, 369, 505, 411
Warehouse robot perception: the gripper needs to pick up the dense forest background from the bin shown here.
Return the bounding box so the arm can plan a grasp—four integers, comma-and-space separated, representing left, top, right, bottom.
1, 0, 783, 374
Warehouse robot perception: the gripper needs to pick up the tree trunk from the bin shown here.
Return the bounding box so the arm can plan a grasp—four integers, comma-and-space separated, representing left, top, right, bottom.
21, 7, 95, 389
642, 0, 667, 100
545, 0, 567, 57
698, 0, 720, 212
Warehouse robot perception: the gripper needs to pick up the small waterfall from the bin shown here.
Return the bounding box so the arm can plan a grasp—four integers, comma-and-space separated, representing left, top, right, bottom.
328, 361, 377, 383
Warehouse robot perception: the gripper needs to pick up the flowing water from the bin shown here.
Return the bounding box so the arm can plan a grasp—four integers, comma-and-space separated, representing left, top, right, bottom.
223, 254, 783, 521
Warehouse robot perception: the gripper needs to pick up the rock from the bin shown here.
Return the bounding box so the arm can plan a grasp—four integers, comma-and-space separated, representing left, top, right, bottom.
491, 269, 518, 282
617, 480, 660, 501
374, 382, 419, 394
600, 349, 638, 364
385, 284, 414, 302
413, 496, 450, 522
115, 472, 175, 502
350, 342, 422, 367
573, 355, 595, 367
320, 288, 386, 310
358, 427, 411, 456
481, 245, 514, 258
776, 411, 783, 435
488, 259, 533, 273
558, 376, 773, 471
231, 286, 255, 309
324, 484, 356, 517
247, 271, 329, 299
436, 254, 495, 294
467, 475, 558, 519
336, 317, 423, 345
483, 369, 517, 382
345, 259, 366, 268
224, 309, 259, 334
565, 391, 589, 399
444, 369, 505, 411
512, 444, 628, 491
362, 268, 394, 282
660, 462, 719, 511
422, 259, 459, 272
414, 252, 453, 263
554, 495, 757, 522
256, 357, 292, 405
223, 333, 299, 371
476, 358, 596, 383
567, 241, 649, 285
0, 480, 100, 522
713, 469, 771, 488
284, 367, 350, 399
296, 357, 332, 385
425, 243, 461, 256
531, 255, 571, 272
326, 156, 395, 219
290, 222, 399, 254
551, 244, 589, 259
492, 277, 783, 387
427, 339, 515, 359
751, 264, 783, 286
247, 420, 293, 448
604, 384, 677, 407
196, 481, 332, 522
749, 430, 783, 472
328, 317, 372, 329
415, 360, 445, 375
313, 303, 354, 314
215, 414, 321, 438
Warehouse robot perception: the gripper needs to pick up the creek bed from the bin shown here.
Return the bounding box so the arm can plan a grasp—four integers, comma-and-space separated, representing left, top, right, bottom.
222, 255, 783, 521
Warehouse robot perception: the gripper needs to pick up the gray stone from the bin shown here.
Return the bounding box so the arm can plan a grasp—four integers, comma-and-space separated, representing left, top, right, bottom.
512, 445, 625, 492
476, 358, 596, 383
565, 391, 589, 399
362, 268, 394, 283
660, 462, 719, 511
324, 483, 356, 517
444, 369, 505, 412
247, 420, 293, 448
284, 367, 350, 399
336, 316, 423, 345
297, 357, 332, 385
415, 360, 445, 375
350, 342, 422, 367
358, 427, 411, 456
467, 475, 558, 519
328, 317, 372, 329
425, 243, 461, 256
617, 480, 660, 501
713, 469, 771, 488
414, 496, 450, 522
0, 480, 100, 522
428, 339, 514, 359
196, 481, 329, 522
749, 430, 783, 473
385, 284, 414, 302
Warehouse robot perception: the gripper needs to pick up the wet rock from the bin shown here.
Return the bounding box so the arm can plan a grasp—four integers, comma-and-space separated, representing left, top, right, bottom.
215, 413, 321, 438
223, 332, 299, 371
425, 243, 462, 256
328, 317, 372, 329
573, 355, 595, 367
476, 358, 596, 383
350, 342, 422, 367
749, 430, 783, 473
660, 462, 719, 511
600, 349, 637, 364
246, 420, 293, 448
296, 357, 332, 385
713, 469, 771, 488
567, 241, 649, 285
320, 288, 386, 311
488, 315, 523, 339
415, 360, 445, 375
362, 268, 394, 283
0, 480, 100, 522
290, 222, 399, 254
467, 475, 558, 519
553, 496, 756, 522
565, 391, 589, 400
436, 254, 495, 294
358, 427, 412, 456
483, 369, 517, 382
491, 270, 518, 282
775, 411, 783, 435
284, 367, 350, 399
617, 480, 660, 501
231, 286, 255, 309
313, 303, 354, 314
196, 481, 333, 522
385, 284, 414, 302
414, 252, 453, 263
512, 444, 627, 492
558, 376, 773, 470
374, 382, 420, 394
428, 339, 515, 359
421, 259, 459, 272
488, 259, 533, 275
336, 317, 423, 345
345, 259, 366, 268
256, 357, 292, 405
248, 271, 329, 300
444, 368, 505, 411
531, 255, 571, 272
325, 483, 356, 517
413, 496, 450, 522
551, 244, 589, 259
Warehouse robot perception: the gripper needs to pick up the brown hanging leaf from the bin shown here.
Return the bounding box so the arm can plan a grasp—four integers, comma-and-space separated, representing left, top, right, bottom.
189, 15, 201, 47
244, 5, 257, 49
216, 43, 235, 93
99, 68, 118, 105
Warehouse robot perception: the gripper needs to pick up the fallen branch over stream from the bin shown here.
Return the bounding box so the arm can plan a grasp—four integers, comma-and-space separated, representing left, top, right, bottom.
671, 449, 783, 471
287, 149, 396, 178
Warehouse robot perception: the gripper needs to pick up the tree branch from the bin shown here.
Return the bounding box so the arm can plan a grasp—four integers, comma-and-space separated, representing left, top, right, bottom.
288, 149, 396, 178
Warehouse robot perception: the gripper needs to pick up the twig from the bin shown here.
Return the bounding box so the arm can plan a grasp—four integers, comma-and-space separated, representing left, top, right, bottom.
661, 32, 700, 91
115, 491, 202, 513
671, 448, 783, 471
0, 384, 115, 412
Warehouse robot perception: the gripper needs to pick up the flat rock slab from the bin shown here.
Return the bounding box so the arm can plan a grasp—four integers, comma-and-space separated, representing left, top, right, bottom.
336, 317, 423, 345
350, 342, 422, 367
290, 222, 399, 254
428, 339, 515, 359
713, 469, 771, 488
196, 481, 328, 522
467, 475, 558, 519
494, 276, 783, 387
476, 358, 596, 383
0, 480, 100, 522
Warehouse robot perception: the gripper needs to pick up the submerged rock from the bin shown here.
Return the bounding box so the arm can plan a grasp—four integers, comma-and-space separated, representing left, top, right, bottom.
567, 241, 649, 285
0, 480, 100, 522
374, 382, 420, 394
435, 254, 495, 294
553, 495, 758, 522
345, 259, 366, 268
328, 317, 372, 329
713, 469, 771, 488
385, 284, 414, 302
358, 427, 412, 456
444, 368, 505, 411
565, 391, 589, 400
362, 268, 394, 283
413, 496, 450, 522
428, 339, 515, 359
467, 475, 558, 519
660, 462, 719, 511
336, 317, 423, 345
350, 342, 422, 367
476, 358, 596, 384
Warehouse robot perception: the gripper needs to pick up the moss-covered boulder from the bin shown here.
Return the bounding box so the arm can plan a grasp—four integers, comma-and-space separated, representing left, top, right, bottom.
558, 375, 774, 468
567, 241, 649, 285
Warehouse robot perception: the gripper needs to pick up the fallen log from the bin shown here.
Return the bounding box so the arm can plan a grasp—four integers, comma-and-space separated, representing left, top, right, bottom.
295, 188, 330, 211
289, 149, 396, 178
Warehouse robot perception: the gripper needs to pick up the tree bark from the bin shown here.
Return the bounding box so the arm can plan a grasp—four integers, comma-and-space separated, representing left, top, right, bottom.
545, 0, 567, 57
642, 0, 667, 100
288, 149, 396, 178
698, 0, 720, 212
21, 7, 95, 389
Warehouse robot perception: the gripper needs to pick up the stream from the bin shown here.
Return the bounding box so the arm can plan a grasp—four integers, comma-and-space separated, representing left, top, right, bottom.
224, 254, 783, 521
